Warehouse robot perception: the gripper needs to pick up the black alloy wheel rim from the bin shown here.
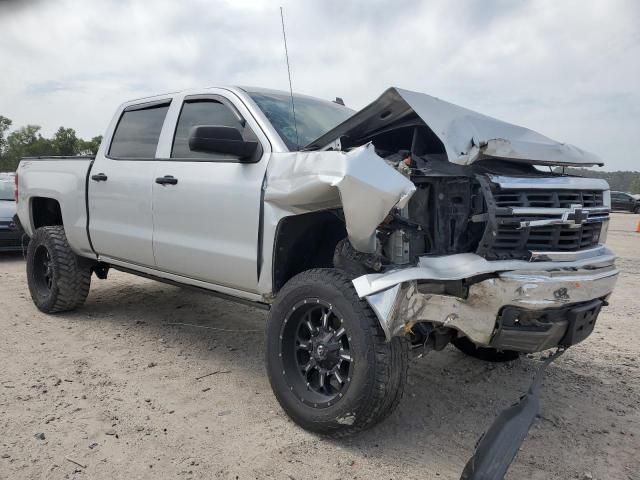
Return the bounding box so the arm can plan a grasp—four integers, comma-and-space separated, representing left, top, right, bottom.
33, 245, 54, 293
279, 298, 353, 408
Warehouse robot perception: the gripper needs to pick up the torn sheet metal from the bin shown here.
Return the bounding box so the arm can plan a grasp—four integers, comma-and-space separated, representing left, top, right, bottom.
263, 143, 415, 253
352, 249, 616, 298
306, 87, 603, 167
361, 260, 618, 344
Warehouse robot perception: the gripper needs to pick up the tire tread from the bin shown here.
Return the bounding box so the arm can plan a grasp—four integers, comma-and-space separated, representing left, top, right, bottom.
267, 268, 408, 437
27, 226, 91, 313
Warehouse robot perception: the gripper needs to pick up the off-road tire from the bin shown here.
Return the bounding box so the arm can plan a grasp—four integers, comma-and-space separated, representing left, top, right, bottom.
26, 226, 91, 313
452, 336, 520, 362
266, 268, 409, 437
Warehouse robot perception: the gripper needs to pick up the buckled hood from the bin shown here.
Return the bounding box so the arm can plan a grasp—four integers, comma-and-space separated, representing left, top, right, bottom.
306, 87, 603, 167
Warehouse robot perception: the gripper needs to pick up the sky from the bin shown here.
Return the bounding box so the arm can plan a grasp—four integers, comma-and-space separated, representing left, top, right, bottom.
1, 0, 638, 171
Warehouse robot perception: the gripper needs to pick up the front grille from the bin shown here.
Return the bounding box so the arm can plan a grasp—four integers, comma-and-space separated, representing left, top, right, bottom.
492, 222, 602, 254
493, 190, 604, 208
478, 179, 609, 260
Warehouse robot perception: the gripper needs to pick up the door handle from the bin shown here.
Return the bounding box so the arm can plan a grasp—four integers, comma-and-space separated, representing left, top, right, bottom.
91, 173, 108, 182
155, 175, 178, 185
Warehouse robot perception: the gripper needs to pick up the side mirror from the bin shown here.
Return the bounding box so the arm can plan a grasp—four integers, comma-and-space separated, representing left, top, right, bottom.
188, 125, 258, 160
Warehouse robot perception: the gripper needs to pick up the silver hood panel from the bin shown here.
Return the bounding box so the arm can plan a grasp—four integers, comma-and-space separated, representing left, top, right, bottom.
306, 87, 603, 167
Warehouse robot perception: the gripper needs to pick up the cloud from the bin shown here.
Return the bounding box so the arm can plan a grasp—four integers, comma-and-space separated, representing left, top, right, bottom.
0, 0, 638, 170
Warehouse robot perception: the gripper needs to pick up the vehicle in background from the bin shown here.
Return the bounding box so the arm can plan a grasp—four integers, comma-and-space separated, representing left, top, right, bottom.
15, 86, 618, 437
611, 190, 640, 213
0, 173, 26, 252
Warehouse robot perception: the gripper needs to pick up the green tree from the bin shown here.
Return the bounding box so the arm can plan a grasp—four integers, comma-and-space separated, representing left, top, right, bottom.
52, 127, 79, 156
0, 117, 104, 171
0, 115, 12, 158
78, 135, 103, 155
630, 177, 640, 194
2, 125, 54, 171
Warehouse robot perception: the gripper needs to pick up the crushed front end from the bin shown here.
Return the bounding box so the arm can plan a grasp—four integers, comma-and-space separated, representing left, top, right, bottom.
297, 86, 618, 354
351, 173, 618, 353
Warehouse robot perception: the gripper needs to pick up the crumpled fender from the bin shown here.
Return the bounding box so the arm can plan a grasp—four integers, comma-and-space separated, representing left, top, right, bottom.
263, 143, 415, 253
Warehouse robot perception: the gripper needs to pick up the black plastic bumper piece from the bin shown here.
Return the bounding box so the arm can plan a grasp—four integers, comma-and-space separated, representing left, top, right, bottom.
559, 299, 602, 346
460, 348, 566, 480
490, 299, 603, 352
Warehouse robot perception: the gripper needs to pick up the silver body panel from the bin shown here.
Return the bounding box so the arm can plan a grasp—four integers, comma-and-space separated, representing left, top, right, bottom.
487, 175, 610, 191
100, 256, 264, 303
88, 159, 158, 266
150, 89, 272, 292
16, 159, 94, 256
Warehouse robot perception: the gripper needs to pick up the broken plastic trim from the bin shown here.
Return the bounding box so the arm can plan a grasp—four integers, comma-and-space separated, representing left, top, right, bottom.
356, 253, 618, 345
460, 348, 567, 480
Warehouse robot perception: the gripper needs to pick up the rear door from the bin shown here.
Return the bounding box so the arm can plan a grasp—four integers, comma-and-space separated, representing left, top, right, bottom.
88, 99, 171, 266
151, 93, 270, 293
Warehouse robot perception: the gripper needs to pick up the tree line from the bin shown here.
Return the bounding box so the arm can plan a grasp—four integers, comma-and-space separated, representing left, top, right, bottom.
556, 167, 640, 194
0, 115, 102, 172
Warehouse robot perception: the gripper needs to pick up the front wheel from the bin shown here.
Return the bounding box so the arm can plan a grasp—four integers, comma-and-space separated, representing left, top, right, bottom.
266, 268, 408, 437
26, 226, 91, 313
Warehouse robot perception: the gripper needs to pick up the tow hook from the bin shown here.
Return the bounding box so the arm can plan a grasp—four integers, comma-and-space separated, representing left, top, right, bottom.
409, 323, 453, 359
460, 347, 567, 480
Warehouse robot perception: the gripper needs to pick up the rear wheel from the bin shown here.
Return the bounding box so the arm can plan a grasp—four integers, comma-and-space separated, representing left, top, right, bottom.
26, 226, 91, 313
266, 268, 408, 437
452, 336, 520, 363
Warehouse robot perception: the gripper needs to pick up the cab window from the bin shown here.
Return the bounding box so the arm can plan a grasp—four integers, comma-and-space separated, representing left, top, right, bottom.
171, 99, 259, 160
109, 102, 170, 158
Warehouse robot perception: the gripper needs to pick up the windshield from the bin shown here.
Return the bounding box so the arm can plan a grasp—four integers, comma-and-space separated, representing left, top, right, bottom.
245, 89, 354, 150
0, 180, 14, 201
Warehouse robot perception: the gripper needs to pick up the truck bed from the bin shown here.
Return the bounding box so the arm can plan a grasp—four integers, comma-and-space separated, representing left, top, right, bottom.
17, 156, 95, 256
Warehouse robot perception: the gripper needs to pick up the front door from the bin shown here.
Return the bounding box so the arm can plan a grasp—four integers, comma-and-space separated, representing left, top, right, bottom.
151, 95, 269, 293
89, 100, 171, 267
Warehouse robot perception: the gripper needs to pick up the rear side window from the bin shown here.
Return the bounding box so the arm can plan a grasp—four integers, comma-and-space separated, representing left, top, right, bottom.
171, 100, 256, 160
109, 103, 170, 158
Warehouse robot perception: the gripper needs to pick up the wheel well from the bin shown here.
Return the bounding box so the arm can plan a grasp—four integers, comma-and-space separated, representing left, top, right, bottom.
32, 197, 63, 229
272, 210, 347, 293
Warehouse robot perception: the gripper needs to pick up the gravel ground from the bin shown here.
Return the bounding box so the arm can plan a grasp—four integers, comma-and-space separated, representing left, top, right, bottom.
1, 213, 639, 480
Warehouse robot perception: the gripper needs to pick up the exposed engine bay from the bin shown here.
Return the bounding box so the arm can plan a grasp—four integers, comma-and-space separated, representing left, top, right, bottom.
334, 121, 608, 275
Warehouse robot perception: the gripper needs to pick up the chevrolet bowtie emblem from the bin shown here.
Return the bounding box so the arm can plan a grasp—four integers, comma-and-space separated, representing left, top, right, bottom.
562, 204, 586, 226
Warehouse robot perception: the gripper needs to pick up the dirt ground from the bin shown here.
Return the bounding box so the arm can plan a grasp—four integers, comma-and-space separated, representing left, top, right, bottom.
1, 213, 639, 480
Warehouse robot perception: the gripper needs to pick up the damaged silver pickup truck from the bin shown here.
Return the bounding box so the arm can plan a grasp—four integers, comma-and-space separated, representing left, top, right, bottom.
16, 86, 617, 438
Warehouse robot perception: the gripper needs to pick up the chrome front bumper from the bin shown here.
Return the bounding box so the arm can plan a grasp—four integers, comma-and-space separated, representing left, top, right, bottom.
353, 247, 618, 349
